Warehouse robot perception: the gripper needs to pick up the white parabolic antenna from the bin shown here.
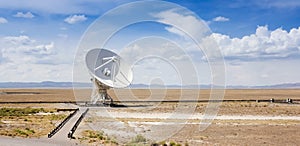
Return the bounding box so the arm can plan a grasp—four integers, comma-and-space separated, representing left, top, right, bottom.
85, 48, 133, 105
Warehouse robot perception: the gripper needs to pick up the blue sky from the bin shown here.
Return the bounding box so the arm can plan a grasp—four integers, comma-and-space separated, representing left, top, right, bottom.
0, 0, 300, 86
174, 0, 300, 37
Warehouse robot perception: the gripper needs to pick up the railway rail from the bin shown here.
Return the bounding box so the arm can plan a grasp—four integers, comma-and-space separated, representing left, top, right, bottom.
68, 108, 89, 139
48, 108, 79, 138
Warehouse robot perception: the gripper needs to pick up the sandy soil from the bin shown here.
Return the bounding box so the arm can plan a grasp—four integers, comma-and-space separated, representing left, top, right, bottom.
1, 88, 300, 102
0, 88, 299, 145
80, 104, 300, 145
0, 136, 82, 146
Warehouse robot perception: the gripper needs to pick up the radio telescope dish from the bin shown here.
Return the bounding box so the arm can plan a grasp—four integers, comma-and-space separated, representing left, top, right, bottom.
85, 48, 133, 105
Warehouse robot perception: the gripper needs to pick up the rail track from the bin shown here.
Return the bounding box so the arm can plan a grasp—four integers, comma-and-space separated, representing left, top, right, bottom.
48, 108, 79, 138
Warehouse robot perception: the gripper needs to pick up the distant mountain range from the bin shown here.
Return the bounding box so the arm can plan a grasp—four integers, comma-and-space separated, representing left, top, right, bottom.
0, 81, 90, 88
0, 81, 300, 89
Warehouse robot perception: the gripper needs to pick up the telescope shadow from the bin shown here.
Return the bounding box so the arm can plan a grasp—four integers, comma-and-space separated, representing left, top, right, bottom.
80, 103, 151, 108
110, 103, 151, 108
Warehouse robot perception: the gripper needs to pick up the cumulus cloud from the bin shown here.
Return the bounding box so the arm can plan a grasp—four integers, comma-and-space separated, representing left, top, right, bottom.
153, 9, 210, 39
152, 10, 299, 62
0, 35, 74, 81
13, 12, 35, 18
213, 16, 229, 22
152, 9, 300, 63
64, 14, 87, 24
153, 10, 226, 62
212, 26, 300, 60
1, 35, 56, 64
0, 17, 8, 23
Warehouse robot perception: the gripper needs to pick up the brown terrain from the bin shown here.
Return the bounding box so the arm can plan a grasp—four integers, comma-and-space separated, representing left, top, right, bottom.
0, 88, 299, 145
1, 88, 300, 101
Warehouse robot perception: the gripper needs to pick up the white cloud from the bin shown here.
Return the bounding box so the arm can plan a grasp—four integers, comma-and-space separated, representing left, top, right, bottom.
3, 35, 35, 46
153, 9, 210, 39
0, 35, 74, 82
211, 26, 300, 60
0, 17, 8, 23
13, 12, 35, 18
151, 8, 300, 62
152, 9, 223, 61
1, 35, 56, 64
213, 16, 229, 22
64, 14, 87, 24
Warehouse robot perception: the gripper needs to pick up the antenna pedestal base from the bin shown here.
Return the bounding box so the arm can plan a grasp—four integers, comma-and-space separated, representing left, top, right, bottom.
90, 78, 113, 105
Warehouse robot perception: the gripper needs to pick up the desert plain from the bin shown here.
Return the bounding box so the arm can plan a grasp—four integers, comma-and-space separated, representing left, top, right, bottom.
0, 88, 299, 145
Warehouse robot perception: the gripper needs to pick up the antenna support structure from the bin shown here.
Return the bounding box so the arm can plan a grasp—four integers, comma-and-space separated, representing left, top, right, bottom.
90, 77, 113, 105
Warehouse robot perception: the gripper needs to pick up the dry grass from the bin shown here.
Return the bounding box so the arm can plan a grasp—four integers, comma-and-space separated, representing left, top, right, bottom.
0, 107, 67, 138
79, 130, 118, 145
